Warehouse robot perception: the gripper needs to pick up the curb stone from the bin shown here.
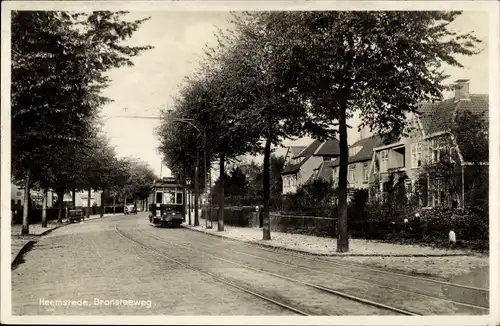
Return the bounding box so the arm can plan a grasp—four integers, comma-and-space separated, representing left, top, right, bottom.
11, 240, 36, 269
10, 224, 65, 268
182, 225, 477, 258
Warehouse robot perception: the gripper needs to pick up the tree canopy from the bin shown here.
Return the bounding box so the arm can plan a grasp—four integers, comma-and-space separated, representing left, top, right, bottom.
159, 11, 481, 250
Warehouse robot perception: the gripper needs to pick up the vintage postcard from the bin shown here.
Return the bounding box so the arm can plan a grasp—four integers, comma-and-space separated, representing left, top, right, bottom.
1, 0, 499, 325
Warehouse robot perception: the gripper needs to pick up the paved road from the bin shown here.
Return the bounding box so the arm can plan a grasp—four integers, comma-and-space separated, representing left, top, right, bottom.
11, 213, 489, 316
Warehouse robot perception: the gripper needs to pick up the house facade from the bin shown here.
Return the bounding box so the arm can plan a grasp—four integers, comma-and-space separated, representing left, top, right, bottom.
331, 136, 384, 192
281, 139, 340, 194
11, 184, 55, 209
63, 189, 102, 208
368, 79, 488, 208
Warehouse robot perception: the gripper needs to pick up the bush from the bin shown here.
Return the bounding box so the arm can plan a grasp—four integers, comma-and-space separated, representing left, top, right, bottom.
420, 207, 488, 242
270, 213, 337, 237
11, 208, 61, 224
202, 206, 256, 227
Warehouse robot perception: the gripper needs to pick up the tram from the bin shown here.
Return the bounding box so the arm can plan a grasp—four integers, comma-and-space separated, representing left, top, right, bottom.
148, 177, 185, 227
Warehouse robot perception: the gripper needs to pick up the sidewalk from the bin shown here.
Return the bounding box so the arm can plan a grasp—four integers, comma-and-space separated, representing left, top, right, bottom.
185, 218, 477, 256
10, 213, 116, 265
183, 218, 489, 280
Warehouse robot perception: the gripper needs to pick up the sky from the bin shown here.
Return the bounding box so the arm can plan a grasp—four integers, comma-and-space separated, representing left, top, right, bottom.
100, 10, 490, 178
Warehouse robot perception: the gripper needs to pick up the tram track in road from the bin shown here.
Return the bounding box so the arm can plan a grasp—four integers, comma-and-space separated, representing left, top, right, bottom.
185, 226, 488, 292
116, 224, 414, 316
114, 225, 308, 316
137, 226, 489, 315
177, 226, 490, 302
129, 226, 417, 316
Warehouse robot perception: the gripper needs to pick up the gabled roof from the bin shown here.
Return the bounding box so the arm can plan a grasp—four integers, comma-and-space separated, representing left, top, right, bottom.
418, 94, 488, 135
281, 158, 306, 175
292, 140, 322, 159
313, 138, 341, 157
306, 160, 336, 184
286, 146, 306, 159
330, 136, 384, 167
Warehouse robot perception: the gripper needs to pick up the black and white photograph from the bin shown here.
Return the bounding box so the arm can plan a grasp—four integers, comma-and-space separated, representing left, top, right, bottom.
1, 1, 499, 324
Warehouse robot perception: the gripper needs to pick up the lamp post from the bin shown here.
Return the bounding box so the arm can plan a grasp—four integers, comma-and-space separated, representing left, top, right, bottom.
103, 114, 210, 226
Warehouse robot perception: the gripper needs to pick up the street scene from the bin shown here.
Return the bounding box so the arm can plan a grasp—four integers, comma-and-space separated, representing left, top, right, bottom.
3, 3, 495, 322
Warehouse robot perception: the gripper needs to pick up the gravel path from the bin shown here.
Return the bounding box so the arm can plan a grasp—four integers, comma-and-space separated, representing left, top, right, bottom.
185, 218, 489, 281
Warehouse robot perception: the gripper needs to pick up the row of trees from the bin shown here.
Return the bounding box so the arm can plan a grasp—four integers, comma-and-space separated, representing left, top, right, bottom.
210, 155, 285, 206
157, 11, 481, 251
11, 11, 153, 233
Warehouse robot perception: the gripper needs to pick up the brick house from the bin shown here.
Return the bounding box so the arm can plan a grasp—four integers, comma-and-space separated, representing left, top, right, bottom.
281, 139, 340, 194
369, 79, 488, 208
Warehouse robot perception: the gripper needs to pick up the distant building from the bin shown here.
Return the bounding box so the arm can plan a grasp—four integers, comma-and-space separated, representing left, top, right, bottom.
63, 190, 102, 208
330, 135, 384, 191
281, 139, 341, 194
11, 183, 55, 209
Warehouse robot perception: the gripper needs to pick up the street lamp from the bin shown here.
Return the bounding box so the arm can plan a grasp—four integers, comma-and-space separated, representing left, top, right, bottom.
101, 113, 211, 228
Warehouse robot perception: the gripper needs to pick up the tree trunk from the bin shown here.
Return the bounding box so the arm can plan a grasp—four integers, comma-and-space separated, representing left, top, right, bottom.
262, 129, 272, 241
218, 153, 225, 231
72, 189, 76, 208
337, 105, 349, 252
182, 172, 187, 222
113, 196, 116, 215
188, 189, 192, 225
100, 190, 104, 217
87, 188, 91, 219
57, 189, 64, 223
41, 188, 48, 227
21, 169, 31, 235
209, 165, 213, 225
194, 152, 200, 227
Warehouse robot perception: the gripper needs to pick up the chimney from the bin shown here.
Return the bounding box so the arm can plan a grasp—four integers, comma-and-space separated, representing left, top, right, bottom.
454, 79, 470, 102
359, 126, 366, 140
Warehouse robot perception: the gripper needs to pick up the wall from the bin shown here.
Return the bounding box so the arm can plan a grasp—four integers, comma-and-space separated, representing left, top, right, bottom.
299, 156, 322, 187
352, 161, 371, 189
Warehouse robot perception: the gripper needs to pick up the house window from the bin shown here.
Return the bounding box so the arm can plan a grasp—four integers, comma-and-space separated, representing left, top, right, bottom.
16, 191, 22, 196
11, 199, 15, 206
349, 165, 356, 183
363, 163, 369, 183
411, 142, 422, 168
430, 138, 450, 163
17, 200, 21, 205
380, 150, 389, 172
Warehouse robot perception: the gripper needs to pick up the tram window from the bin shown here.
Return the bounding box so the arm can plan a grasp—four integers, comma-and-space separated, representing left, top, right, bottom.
156, 192, 162, 204
164, 192, 175, 204
176, 193, 183, 204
